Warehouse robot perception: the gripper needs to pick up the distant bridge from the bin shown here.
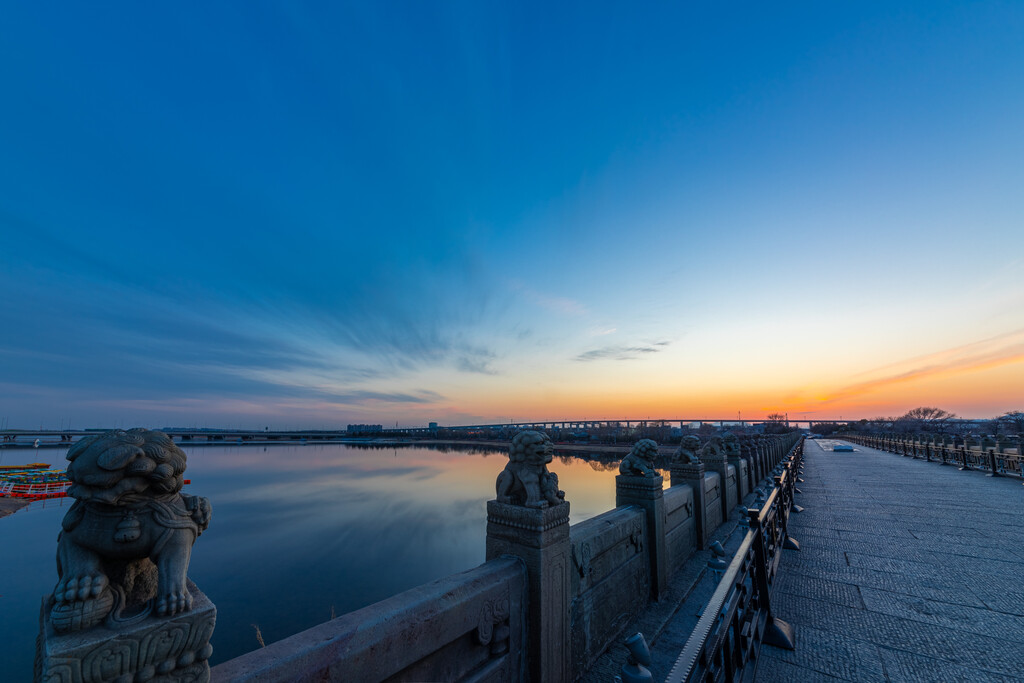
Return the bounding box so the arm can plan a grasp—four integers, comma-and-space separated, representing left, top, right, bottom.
390, 418, 855, 435
0, 419, 854, 448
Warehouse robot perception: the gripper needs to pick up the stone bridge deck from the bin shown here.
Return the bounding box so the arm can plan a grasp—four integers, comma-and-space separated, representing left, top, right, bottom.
755, 438, 1024, 682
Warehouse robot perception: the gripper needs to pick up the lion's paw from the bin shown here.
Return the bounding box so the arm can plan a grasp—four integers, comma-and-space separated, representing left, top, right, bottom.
54, 572, 109, 604
156, 586, 193, 616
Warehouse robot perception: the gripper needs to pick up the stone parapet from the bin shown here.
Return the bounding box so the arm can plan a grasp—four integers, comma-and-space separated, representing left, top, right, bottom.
211, 560, 526, 683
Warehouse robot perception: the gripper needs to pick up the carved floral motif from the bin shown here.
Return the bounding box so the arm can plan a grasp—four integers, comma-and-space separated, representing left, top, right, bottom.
477, 594, 512, 656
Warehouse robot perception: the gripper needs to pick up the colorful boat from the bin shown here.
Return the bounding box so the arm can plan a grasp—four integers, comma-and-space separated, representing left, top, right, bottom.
0, 462, 192, 500
0, 463, 50, 472
0, 467, 192, 500
0, 468, 70, 499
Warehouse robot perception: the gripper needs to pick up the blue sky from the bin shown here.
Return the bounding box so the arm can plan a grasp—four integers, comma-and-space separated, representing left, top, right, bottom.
2, 2, 1022, 428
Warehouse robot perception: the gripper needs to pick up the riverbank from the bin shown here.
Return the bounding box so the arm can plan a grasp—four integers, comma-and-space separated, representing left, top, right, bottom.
0, 497, 30, 519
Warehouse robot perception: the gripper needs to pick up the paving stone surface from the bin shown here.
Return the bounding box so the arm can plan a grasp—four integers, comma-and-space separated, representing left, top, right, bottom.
752, 438, 1024, 682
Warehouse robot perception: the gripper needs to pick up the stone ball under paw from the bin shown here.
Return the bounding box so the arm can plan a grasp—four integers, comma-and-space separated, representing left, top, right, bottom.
51, 589, 114, 633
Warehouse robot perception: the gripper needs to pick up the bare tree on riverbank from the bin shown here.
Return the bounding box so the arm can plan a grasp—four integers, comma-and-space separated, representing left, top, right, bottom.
999, 411, 1024, 435
896, 406, 956, 433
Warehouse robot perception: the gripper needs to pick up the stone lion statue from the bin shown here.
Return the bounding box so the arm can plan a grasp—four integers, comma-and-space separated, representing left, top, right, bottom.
700, 435, 725, 460
722, 432, 741, 457
673, 435, 702, 465
51, 428, 212, 633
620, 439, 659, 476
496, 431, 564, 508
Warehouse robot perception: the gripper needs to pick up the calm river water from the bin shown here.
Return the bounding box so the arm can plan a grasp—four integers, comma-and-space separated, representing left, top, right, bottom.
0, 442, 639, 679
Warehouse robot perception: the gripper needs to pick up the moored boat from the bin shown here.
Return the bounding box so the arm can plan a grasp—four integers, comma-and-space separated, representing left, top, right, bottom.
0, 468, 70, 499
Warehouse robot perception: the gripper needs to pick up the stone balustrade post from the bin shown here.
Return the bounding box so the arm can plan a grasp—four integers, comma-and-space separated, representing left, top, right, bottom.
486, 501, 571, 683
616, 474, 668, 600
701, 448, 730, 522
671, 461, 708, 549
485, 430, 571, 683
35, 429, 216, 683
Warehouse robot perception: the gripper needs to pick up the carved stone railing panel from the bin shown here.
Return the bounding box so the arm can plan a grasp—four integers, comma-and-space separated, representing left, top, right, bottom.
211, 558, 527, 683
568, 507, 649, 676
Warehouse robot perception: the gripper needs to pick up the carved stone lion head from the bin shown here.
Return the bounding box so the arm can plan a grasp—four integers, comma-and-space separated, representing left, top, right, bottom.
701, 435, 725, 459
66, 428, 187, 505
509, 430, 554, 465
675, 435, 702, 464
680, 435, 701, 452
629, 439, 659, 465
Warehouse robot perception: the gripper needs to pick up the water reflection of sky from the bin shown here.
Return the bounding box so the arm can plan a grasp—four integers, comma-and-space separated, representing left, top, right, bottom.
0, 443, 634, 678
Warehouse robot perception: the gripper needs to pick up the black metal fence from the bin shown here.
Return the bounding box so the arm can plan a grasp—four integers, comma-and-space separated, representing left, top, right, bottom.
843, 435, 1024, 480
664, 437, 804, 683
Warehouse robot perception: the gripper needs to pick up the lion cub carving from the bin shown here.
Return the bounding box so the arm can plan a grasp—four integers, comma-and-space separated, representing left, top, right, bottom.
495, 431, 564, 508
50, 428, 211, 633
619, 439, 659, 476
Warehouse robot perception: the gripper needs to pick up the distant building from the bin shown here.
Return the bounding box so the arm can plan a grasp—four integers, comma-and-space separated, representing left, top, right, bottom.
428, 422, 438, 430
347, 424, 383, 434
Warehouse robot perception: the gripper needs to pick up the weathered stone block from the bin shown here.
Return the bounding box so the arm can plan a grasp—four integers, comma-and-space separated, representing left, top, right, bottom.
486, 500, 571, 683
663, 485, 696, 575
615, 475, 668, 600
725, 464, 738, 511
670, 462, 705, 486
36, 580, 215, 683
486, 499, 570, 550
671, 463, 708, 549
703, 472, 724, 541
567, 507, 648, 675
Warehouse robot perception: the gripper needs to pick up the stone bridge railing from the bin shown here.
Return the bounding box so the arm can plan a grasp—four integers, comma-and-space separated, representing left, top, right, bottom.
207, 431, 800, 683
843, 434, 1024, 480
35, 430, 801, 683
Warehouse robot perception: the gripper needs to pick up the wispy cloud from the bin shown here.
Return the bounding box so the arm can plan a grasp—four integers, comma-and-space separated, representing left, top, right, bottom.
574, 341, 671, 362
452, 344, 498, 375
510, 283, 588, 316
321, 389, 445, 404
456, 356, 497, 375
823, 329, 1024, 403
